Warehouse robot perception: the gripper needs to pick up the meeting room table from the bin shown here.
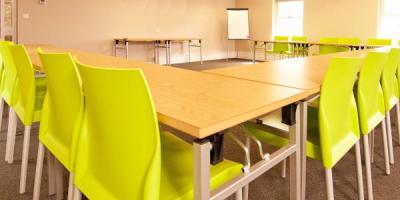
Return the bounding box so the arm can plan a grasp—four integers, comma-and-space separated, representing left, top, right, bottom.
25, 44, 320, 200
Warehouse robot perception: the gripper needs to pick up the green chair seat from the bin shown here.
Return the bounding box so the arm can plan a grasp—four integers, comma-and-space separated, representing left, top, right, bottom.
319, 37, 339, 55
246, 107, 322, 160
35, 76, 47, 94
160, 131, 243, 200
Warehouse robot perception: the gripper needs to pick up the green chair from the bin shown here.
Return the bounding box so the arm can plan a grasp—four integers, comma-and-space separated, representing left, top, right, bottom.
380, 48, 400, 166
357, 51, 390, 200
319, 37, 339, 55
8, 44, 47, 194
32, 51, 84, 200
267, 36, 291, 60
367, 38, 392, 47
0, 41, 19, 164
291, 36, 307, 57
338, 37, 361, 52
72, 62, 243, 200
0, 41, 8, 161
243, 57, 365, 200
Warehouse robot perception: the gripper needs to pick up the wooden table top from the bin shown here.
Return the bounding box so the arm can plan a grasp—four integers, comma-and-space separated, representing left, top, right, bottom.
26, 45, 312, 139
205, 48, 389, 92
253, 40, 385, 48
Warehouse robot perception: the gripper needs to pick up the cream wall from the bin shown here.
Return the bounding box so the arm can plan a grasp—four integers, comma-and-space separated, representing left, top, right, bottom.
17, 0, 236, 64
235, 0, 274, 59
304, 0, 379, 40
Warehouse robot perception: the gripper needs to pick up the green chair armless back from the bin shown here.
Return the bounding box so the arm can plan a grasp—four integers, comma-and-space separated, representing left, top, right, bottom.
37, 51, 83, 171
381, 48, 400, 111
0, 41, 17, 106
338, 37, 361, 52
319, 57, 363, 168
9, 45, 45, 125
357, 51, 388, 134
319, 37, 339, 55
74, 63, 161, 200
367, 38, 392, 46
291, 36, 307, 51
273, 35, 290, 53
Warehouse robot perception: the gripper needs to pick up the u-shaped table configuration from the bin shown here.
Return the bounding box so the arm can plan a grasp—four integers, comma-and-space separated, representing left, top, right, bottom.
27, 43, 369, 200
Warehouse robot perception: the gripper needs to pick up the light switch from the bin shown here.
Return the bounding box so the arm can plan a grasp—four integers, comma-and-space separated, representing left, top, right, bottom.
22, 13, 30, 19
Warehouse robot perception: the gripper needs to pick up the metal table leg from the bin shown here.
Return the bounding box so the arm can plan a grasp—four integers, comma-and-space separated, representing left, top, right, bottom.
300, 101, 308, 200
114, 40, 118, 56
188, 40, 191, 63
200, 39, 203, 64
288, 104, 301, 200
253, 41, 257, 64
193, 139, 212, 200
154, 42, 158, 64
125, 40, 129, 59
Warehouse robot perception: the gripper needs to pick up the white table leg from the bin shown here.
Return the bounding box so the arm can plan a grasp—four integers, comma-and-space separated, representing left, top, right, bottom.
193, 140, 212, 200
300, 101, 308, 200
289, 103, 301, 200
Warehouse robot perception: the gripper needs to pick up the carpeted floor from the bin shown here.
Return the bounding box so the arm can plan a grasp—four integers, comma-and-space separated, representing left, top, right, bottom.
1, 59, 400, 200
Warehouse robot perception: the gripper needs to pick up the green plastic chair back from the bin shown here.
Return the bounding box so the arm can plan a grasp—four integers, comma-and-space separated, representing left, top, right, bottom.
319, 57, 363, 168
37, 50, 83, 171
319, 37, 339, 55
9, 45, 44, 125
367, 38, 392, 46
291, 36, 307, 51
292, 36, 307, 42
0, 41, 17, 105
381, 48, 400, 111
357, 52, 389, 134
337, 37, 361, 52
273, 35, 290, 53
74, 62, 161, 200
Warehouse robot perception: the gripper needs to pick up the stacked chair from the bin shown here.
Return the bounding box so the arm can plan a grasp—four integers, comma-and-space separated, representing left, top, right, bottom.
337, 37, 361, 52
267, 36, 291, 60
33, 50, 244, 200
291, 36, 308, 57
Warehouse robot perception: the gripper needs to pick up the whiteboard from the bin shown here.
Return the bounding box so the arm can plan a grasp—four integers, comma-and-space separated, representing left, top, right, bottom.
227, 8, 250, 40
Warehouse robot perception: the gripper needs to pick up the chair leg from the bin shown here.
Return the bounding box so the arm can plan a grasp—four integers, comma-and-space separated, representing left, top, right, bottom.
67, 173, 74, 200
47, 151, 56, 195
396, 103, 400, 145
0, 98, 4, 139
281, 159, 287, 178
33, 143, 45, 200
73, 186, 82, 200
385, 111, 394, 164
363, 135, 373, 200
243, 185, 249, 200
381, 120, 391, 175
370, 130, 375, 163
235, 188, 243, 200
19, 125, 31, 194
325, 168, 334, 200
5, 108, 17, 163
55, 160, 65, 200
355, 141, 365, 200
